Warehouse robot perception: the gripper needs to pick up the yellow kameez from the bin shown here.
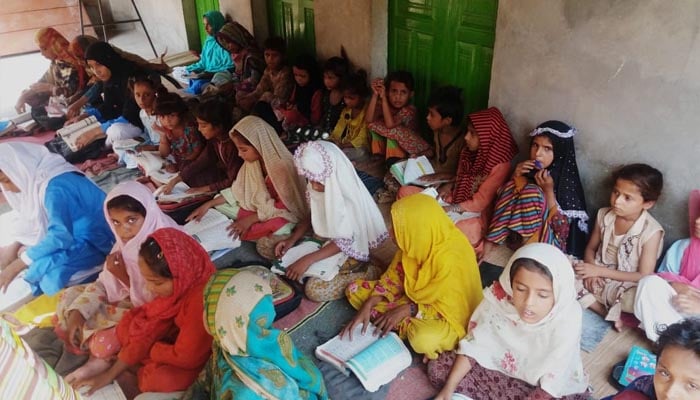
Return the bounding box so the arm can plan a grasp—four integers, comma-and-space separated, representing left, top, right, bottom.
346, 194, 483, 359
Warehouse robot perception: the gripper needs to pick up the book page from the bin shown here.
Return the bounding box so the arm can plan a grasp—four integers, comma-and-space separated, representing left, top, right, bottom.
315, 323, 380, 373
389, 160, 408, 185
345, 332, 412, 392
191, 229, 241, 253
79, 382, 127, 400
404, 156, 435, 185
184, 209, 230, 236
271, 240, 344, 280
155, 182, 210, 203
57, 116, 98, 136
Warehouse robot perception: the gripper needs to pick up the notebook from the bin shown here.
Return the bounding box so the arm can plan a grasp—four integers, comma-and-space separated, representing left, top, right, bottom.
0, 319, 126, 399
618, 345, 657, 386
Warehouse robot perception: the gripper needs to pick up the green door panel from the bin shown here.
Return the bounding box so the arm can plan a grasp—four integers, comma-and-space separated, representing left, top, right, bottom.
195, 0, 220, 48
268, 0, 316, 58
389, 0, 498, 117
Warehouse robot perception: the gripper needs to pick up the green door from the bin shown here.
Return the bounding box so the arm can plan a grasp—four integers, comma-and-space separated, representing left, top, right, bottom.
389, 0, 498, 115
267, 0, 316, 58
195, 0, 221, 47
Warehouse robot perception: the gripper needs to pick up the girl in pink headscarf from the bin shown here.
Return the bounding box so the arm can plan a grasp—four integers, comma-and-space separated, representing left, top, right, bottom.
55, 181, 180, 372
634, 190, 700, 341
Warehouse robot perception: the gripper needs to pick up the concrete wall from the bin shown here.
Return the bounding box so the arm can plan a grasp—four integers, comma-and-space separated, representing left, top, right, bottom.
105, 0, 190, 54
489, 0, 700, 244
314, 0, 373, 73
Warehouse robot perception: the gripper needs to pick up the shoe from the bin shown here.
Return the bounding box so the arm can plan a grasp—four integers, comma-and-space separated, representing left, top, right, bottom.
0, 120, 15, 137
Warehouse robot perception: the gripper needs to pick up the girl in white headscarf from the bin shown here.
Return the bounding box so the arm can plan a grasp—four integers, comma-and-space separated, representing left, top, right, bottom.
0, 142, 113, 296
428, 243, 589, 399
274, 140, 387, 302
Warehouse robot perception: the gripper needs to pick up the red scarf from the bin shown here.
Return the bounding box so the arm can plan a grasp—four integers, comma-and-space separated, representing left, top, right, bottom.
124, 228, 215, 345
452, 107, 518, 203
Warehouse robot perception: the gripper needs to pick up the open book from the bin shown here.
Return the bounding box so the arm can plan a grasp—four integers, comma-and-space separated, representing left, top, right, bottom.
135, 151, 177, 185
56, 116, 102, 152
315, 323, 412, 392
618, 345, 656, 387
390, 156, 447, 186
153, 182, 213, 204
0, 319, 126, 399
271, 239, 348, 281
184, 209, 241, 252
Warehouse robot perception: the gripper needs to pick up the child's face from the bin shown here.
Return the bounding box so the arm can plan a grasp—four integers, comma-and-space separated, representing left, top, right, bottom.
610, 178, 654, 219
158, 113, 181, 131
529, 135, 554, 169
464, 122, 480, 152
196, 118, 223, 140
219, 37, 241, 54
108, 207, 145, 242
343, 92, 363, 110
203, 17, 213, 36
323, 71, 340, 90
133, 82, 156, 111
0, 171, 20, 193
387, 81, 412, 109
310, 181, 325, 192
138, 257, 174, 298
293, 67, 311, 87
654, 345, 700, 400
510, 266, 555, 324
426, 107, 451, 132
232, 136, 261, 163
88, 60, 112, 82
264, 49, 283, 70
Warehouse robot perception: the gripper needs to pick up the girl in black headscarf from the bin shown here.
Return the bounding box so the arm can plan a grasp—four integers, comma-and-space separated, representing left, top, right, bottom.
486, 120, 589, 257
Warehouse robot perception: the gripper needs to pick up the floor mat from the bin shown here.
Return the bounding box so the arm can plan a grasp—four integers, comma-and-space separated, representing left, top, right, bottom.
89, 166, 141, 193
581, 308, 612, 352
0, 129, 55, 144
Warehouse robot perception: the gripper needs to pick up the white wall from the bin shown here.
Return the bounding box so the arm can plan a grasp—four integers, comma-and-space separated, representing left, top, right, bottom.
489, 0, 700, 244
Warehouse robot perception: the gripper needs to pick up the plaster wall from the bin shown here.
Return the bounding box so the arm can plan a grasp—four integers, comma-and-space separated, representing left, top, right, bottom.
489, 0, 700, 244
314, 0, 373, 72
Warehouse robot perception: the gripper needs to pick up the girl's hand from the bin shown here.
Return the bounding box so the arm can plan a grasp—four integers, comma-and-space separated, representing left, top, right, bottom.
373, 303, 411, 337
574, 262, 602, 279
583, 277, 604, 293
186, 202, 212, 223
66, 310, 86, 348
227, 214, 257, 239
0, 259, 26, 293
164, 163, 178, 173
672, 291, 700, 315
534, 169, 554, 193
72, 371, 112, 395
514, 160, 536, 178
341, 300, 374, 340
15, 99, 26, 114
105, 252, 128, 286
160, 180, 177, 195
433, 390, 455, 400
285, 256, 312, 281
274, 238, 295, 258
671, 282, 693, 295
66, 103, 81, 119
185, 185, 210, 194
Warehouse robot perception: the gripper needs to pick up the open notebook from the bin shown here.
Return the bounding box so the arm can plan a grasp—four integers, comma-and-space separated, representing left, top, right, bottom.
0, 319, 125, 399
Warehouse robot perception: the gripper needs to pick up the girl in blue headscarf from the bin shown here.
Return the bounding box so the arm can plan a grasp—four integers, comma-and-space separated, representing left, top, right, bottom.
183, 267, 328, 400
185, 10, 234, 94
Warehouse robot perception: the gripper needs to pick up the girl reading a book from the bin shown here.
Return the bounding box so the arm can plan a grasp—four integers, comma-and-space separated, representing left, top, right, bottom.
183, 10, 234, 95
73, 228, 214, 396
274, 141, 387, 302
603, 318, 700, 400
160, 98, 242, 195
0, 143, 113, 296
429, 243, 589, 400
152, 92, 205, 174
343, 194, 482, 360
56, 182, 180, 377
398, 107, 517, 259
187, 115, 307, 259
182, 267, 328, 400
486, 120, 589, 257
15, 27, 86, 130
634, 190, 700, 341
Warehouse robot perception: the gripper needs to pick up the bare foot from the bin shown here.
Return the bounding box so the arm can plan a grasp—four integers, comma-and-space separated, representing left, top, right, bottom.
65, 357, 112, 384
614, 319, 625, 332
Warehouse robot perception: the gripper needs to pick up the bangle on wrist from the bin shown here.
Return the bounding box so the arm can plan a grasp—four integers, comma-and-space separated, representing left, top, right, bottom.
409, 302, 418, 317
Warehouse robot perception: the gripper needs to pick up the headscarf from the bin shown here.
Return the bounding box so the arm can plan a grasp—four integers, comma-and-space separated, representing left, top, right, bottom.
391, 194, 483, 338
0, 143, 78, 245
201, 267, 328, 399
216, 21, 258, 51
84, 41, 133, 77
68, 35, 100, 61
204, 10, 226, 35
457, 243, 588, 397
100, 182, 181, 306
290, 54, 321, 120
658, 190, 700, 287
452, 107, 518, 203
294, 141, 388, 261
121, 228, 215, 346
231, 116, 308, 223
529, 120, 588, 229
35, 27, 87, 90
